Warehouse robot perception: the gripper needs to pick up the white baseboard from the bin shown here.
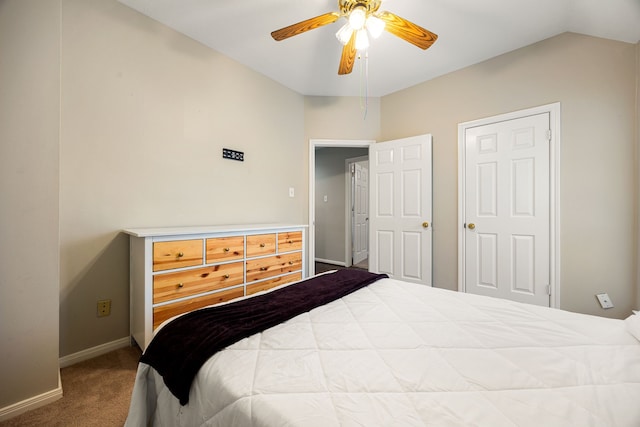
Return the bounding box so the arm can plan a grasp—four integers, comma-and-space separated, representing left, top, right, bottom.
315, 258, 346, 267
59, 336, 131, 368
0, 372, 63, 422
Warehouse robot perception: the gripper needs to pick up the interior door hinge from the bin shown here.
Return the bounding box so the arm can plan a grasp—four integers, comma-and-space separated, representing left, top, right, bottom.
546, 285, 552, 295
546, 129, 552, 141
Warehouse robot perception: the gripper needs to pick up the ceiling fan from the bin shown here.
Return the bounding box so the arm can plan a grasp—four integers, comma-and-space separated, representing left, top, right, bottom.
271, 0, 438, 75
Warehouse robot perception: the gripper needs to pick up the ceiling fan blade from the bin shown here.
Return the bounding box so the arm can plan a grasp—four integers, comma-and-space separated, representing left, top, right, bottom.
378, 11, 437, 50
271, 12, 340, 41
338, 32, 357, 75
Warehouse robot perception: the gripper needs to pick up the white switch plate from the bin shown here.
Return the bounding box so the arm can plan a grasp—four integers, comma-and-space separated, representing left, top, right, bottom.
288, 187, 294, 198
324, 195, 328, 202
596, 293, 614, 309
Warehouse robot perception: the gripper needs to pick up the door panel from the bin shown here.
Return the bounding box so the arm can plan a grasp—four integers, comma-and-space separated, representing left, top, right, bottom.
465, 113, 550, 306
402, 231, 422, 280
377, 172, 394, 216
512, 234, 535, 294
370, 135, 432, 286
376, 230, 394, 274
478, 233, 497, 289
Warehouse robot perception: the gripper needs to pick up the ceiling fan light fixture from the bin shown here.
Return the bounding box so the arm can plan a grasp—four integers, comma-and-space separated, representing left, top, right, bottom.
365, 15, 385, 39
271, 0, 438, 76
336, 23, 354, 45
348, 6, 366, 30
355, 28, 369, 50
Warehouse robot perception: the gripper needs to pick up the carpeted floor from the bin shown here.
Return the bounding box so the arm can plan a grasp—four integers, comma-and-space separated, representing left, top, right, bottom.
1, 345, 141, 427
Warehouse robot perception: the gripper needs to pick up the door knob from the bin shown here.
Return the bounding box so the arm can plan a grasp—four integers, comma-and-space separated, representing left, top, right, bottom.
467, 223, 475, 230
422, 222, 429, 228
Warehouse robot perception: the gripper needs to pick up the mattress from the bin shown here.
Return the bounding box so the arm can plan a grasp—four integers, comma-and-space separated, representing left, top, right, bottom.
125, 273, 640, 426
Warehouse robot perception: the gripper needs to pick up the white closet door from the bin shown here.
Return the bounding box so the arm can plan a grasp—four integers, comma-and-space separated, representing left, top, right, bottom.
464, 113, 550, 306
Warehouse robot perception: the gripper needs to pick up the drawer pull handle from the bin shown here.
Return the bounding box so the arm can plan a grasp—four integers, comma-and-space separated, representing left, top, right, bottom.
260, 267, 268, 271
177, 283, 184, 288
289, 261, 294, 265
177, 252, 184, 258
223, 247, 230, 252
260, 243, 266, 248
223, 274, 230, 279
287, 240, 293, 244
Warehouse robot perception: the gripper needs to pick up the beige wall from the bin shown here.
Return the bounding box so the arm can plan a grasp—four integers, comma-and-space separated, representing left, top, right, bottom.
59, 0, 306, 356
382, 33, 638, 318
304, 96, 381, 143
0, 0, 61, 409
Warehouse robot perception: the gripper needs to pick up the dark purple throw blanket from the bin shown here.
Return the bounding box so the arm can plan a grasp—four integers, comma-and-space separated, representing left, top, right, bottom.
140, 269, 388, 405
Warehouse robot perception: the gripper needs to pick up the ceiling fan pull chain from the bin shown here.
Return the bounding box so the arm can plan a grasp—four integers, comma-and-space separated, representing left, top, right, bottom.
360, 51, 369, 119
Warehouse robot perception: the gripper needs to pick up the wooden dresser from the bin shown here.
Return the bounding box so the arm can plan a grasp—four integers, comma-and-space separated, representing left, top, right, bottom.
124, 224, 307, 349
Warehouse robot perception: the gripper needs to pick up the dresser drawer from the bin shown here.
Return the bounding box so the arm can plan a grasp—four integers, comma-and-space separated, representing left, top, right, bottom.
246, 252, 302, 282
246, 234, 276, 256
246, 272, 302, 296
153, 287, 244, 329
153, 239, 203, 272
206, 236, 244, 263
278, 231, 302, 252
153, 262, 244, 304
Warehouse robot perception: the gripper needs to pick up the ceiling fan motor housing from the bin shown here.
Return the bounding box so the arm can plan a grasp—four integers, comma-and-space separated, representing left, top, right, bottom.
339, 0, 381, 16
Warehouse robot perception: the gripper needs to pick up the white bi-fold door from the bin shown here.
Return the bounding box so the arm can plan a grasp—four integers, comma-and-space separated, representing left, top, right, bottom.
463, 112, 551, 306
369, 135, 432, 286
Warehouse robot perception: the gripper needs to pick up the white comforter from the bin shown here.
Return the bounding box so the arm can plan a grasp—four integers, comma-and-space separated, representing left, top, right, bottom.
126, 277, 640, 426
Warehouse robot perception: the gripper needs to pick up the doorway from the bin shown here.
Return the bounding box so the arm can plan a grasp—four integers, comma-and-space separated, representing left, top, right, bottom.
309, 140, 373, 276
458, 103, 561, 307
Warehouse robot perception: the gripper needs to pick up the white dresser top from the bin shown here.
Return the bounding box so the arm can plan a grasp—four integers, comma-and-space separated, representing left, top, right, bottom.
123, 224, 308, 238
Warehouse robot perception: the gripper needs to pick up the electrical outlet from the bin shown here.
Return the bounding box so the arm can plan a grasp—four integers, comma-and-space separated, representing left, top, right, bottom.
97, 299, 111, 317
595, 293, 614, 309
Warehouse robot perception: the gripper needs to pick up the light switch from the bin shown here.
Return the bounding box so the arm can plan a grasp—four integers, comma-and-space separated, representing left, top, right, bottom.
289, 187, 295, 198
324, 195, 328, 202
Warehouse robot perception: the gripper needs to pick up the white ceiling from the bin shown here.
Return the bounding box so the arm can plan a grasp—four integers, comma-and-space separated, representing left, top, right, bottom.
118, 0, 640, 97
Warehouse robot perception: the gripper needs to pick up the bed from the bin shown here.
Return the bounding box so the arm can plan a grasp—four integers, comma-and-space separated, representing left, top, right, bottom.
125, 269, 640, 426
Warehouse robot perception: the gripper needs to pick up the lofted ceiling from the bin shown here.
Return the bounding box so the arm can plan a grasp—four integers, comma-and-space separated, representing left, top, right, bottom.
118, 0, 640, 97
